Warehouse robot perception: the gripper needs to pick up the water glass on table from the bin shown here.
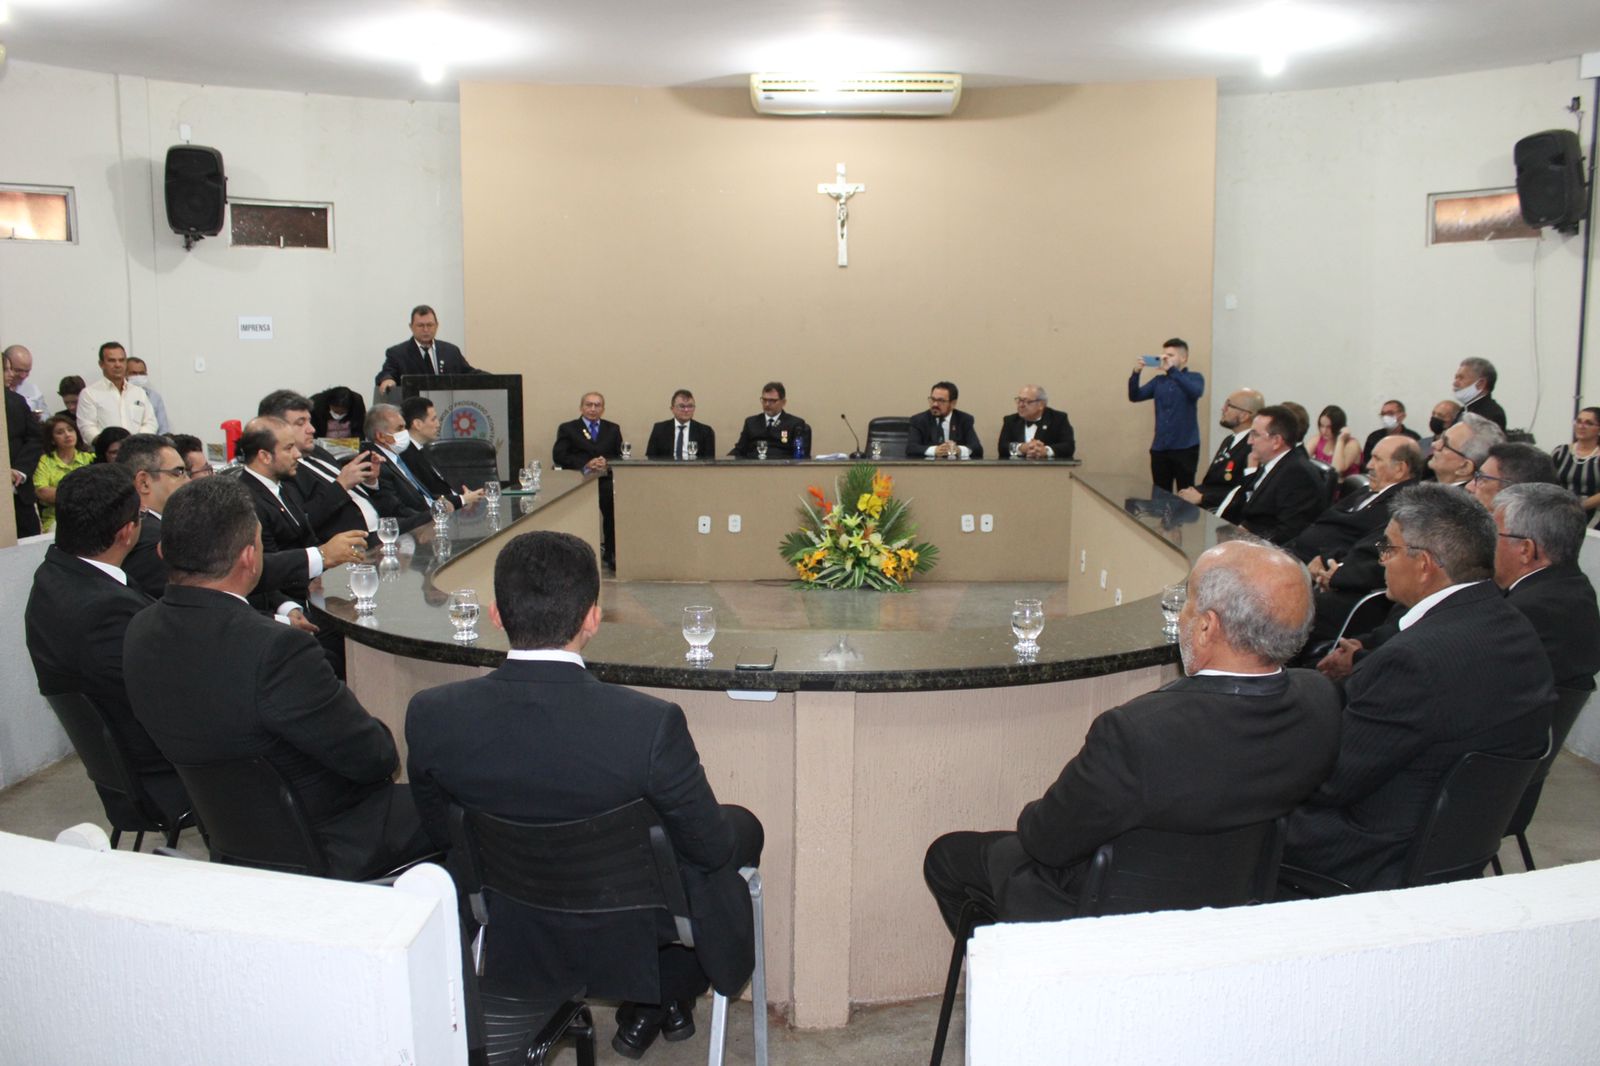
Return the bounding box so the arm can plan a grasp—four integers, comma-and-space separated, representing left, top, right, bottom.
348, 563, 379, 614
449, 588, 481, 642
1011, 598, 1044, 656
755, 441, 768, 461
432, 497, 451, 533
870, 440, 883, 461
518, 467, 535, 491
682, 605, 716, 663
1160, 582, 1186, 641
484, 480, 502, 509
1009, 442, 1022, 459
377, 517, 399, 553
620, 441, 633, 461
685, 440, 699, 461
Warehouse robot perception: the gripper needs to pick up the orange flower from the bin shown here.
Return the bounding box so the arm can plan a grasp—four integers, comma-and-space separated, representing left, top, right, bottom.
807, 485, 833, 515
872, 472, 893, 499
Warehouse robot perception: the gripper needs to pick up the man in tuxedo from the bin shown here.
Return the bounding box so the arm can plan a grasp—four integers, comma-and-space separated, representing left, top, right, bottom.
375, 304, 479, 391
1217, 404, 1326, 544
1178, 387, 1262, 508
996, 384, 1074, 460
924, 539, 1340, 930
117, 433, 190, 599
364, 404, 432, 532
645, 389, 716, 460
125, 475, 433, 881
1284, 484, 1552, 891
906, 380, 983, 459
1427, 411, 1504, 486
259, 389, 380, 540
731, 381, 811, 459
1360, 399, 1422, 465
4, 347, 43, 536
1468, 441, 1558, 510
553, 391, 624, 568
1494, 483, 1600, 691
24, 463, 188, 825
1453, 357, 1506, 429
406, 531, 763, 1058
399, 395, 487, 512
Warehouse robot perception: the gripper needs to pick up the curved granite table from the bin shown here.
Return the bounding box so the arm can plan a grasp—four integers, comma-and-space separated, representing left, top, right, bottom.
308, 467, 1233, 1026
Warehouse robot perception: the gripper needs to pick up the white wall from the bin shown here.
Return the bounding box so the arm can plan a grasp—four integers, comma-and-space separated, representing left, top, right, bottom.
1213, 59, 1599, 451
0, 60, 464, 444
0, 537, 69, 789
967, 859, 1600, 1065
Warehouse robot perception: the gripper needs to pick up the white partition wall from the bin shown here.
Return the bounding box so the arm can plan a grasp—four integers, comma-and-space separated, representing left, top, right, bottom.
0, 538, 68, 788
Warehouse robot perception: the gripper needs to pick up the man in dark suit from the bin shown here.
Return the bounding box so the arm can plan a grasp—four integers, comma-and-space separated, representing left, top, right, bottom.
731, 381, 811, 459
116, 433, 190, 599
645, 389, 716, 460
924, 540, 1340, 929
259, 389, 381, 540
124, 475, 433, 881
399, 395, 486, 512
406, 531, 763, 1058
24, 463, 188, 824
1453, 357, 1507, 429
906, 380, 983, 459
1217, 404, 1326, 544
1178, 387, 1262, 509
1284, 484, 1552, 891
1494, 483, 1600, 691
553, 391, 623, 568
1360, 399, 1423, 465
364, 404, 433, 532
375, 304, 479, 391
996, 384, 1074, 460
5, 347, 43, 537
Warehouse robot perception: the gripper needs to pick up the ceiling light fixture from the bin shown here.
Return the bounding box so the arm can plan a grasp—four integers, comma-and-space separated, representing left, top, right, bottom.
1174, 2, 1367, 77
337, 11, 523, 77
420, 61, 444, 85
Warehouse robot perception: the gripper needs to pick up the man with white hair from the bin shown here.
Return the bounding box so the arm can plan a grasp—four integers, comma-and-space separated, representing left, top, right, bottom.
1494, 482, 1600, 692
1427, 410, 1504, 486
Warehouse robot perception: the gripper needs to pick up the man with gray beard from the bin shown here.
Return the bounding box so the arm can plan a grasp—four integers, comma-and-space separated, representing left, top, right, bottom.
922, 540, 1341, 928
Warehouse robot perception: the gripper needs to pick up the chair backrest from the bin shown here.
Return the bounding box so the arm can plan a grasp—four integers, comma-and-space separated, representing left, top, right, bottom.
1403, 749, 1543, 887
865, 417, 910, 458
1506, 686, 1590, 837
43, 693, 143, 805
1075, 818, 1284, 918
172, 757, 327, 876
427, 437, 500, 493
1335, 589, 1392, 644
1340, 473, 1370, 498
449, 799, 694, 945
1308, 458, 1338, 506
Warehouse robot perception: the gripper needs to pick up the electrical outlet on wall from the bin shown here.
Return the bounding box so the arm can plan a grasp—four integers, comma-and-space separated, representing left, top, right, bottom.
697, 515, 711, 534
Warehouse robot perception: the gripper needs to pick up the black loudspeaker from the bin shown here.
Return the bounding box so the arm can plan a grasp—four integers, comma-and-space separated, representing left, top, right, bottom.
1514, 129, 1588, 233
164, 145, 227, 246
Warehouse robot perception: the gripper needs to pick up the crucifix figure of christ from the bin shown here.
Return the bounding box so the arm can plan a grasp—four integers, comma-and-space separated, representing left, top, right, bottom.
817, 162, 866, 267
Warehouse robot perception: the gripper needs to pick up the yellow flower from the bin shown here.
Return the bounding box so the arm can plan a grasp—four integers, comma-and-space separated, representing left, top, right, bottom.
898, 547, 919, 568
804, 547, 828, 568
857, 493, 885, 519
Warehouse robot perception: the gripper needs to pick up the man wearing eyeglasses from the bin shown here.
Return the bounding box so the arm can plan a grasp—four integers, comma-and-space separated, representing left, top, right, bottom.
732, 382, 811, 459
997, 384, 1074, 460
1178, 388, 1262, 508
1427, 411, 1504, 486
646, 389, 716, 461
1284, 483, 1552, 891
1468, 442, 1559, 510
907, 381, 983, 459
117, 434, 191, 599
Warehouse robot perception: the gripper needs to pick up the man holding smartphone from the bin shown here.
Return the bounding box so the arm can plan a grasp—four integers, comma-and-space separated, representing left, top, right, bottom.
1128, 337, 1205, 494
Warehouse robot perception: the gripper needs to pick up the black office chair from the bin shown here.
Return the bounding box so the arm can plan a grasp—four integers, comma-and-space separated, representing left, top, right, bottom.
1339, 472, 1370, 499
1308, 458, 1339, 506
1280, 747, 1543, 897
43, 692, 194, 852
865, 417, 910, 460
449, 799, 767, 1066
1496, 687, 1591, 872
428, 438, 501, 493
929, 818, 1284, 1066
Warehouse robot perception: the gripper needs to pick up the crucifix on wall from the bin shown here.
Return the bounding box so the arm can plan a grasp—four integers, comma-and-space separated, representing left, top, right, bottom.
817, 162, 866, 267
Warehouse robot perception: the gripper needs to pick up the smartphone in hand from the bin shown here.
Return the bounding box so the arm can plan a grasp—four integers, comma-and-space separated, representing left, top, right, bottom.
1140, 354, 1162, 368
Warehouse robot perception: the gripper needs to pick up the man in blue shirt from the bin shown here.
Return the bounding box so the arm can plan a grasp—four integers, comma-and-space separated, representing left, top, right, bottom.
1128, 337, 1205, 493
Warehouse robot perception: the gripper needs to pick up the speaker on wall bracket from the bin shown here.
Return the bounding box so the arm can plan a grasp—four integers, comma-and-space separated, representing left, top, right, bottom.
164, 145, 227, 250
1514, 129, 1588, 236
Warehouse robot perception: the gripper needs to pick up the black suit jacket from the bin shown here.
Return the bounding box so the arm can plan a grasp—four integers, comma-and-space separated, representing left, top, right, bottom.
551, 418, 623, 470
986, 670, 1341, 919
294, 445, 375, 539
1194, 430, 1254, 509
996, 408, 1074, 460
1507, 564, 1600, 691
405, 659, 754, 1001
905, 409, 983, 458
370, 445, 433, 532
238, 469, 317, 609
375, 339, 477, 386
1286, 581, 1553, 890
1220, 446, 1326, 544
1361, 426, 1422, 465
400, 443, 467, 509
123, 511, 167, 599
1286, 482, 1405, 565
1463, 393, 1507, 429
7, 387, 42, 536
125, 584, 404, 879
731, 412, 810, 459
645, 419, 716, 460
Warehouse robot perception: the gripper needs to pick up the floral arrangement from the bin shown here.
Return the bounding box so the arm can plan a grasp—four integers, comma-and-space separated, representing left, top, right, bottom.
779, 463, 939, 590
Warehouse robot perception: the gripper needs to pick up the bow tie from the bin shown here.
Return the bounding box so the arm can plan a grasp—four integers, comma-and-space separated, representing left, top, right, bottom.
1025, 420, 1040, 428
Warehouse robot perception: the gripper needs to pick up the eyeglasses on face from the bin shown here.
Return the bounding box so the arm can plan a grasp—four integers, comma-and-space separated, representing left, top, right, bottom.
151, 465, 190, 480
1377, 540, 1433, 560
1470, 469, 1506, 485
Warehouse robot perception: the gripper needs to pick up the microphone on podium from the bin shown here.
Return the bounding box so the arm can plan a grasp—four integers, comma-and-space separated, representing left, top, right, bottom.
840, 413, 864, 458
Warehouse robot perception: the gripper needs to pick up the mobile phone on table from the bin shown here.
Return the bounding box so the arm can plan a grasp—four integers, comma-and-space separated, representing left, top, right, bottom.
735, 647, 778, 671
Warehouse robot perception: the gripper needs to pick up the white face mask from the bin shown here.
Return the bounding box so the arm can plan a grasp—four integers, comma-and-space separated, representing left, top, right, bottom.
389, 430, 412, 453
1380, 415, 1399, 430
128, 374, 149, 388
1453, 382, 1482, 405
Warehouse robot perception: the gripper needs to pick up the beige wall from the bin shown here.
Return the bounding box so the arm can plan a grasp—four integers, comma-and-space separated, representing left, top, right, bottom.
460, 81, 1217, 477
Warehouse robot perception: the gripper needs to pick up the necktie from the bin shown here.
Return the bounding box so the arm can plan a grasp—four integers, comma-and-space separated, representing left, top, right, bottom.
586, 420, 599, 439
1212, 436, 1233, 464
276, 487, 304, 528
768, 418, 778, 430
393, 451, 432, 503
422, 345, 438, 374
676, 423, 686, 460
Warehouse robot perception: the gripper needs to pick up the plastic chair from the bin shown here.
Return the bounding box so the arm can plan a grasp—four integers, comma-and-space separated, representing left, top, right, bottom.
428, 438, 500, 493
929, 818, 1284, 1066
43, 692, 194, 852
449, 799, 767, 1066
865, 416, 911, 460
1496, 687, 1591, 872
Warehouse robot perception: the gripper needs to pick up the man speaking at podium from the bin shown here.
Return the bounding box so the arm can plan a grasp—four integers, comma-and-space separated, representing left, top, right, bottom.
375, 305, 480, 391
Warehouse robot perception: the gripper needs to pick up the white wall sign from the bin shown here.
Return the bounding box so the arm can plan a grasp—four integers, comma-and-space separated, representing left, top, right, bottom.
237, 316, 274, 341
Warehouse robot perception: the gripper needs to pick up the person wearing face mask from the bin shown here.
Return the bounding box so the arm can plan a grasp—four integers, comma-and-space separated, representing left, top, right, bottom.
1419, 398, 1463, 471
1451, 358, 1506, 430
123, 356, 170, 433
363, 403, 433, 533
1360, 399, 1421, 466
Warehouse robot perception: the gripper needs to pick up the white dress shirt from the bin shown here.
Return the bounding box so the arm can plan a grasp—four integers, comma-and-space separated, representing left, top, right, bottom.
77, 377, 159, 440
242, 466, 325, 620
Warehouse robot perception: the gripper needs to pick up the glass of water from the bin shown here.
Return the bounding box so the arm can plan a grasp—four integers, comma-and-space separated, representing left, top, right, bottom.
755, 440, 768, 461
1011, 598, 1045, 656
870, 439, 883, 461
1010, 442, 1022, 459
377, 517, 399, 553
347, 563, 379, 614
620, 441, 632, 461
484, 480, 502, 508
685, 440, 699, 461
432, 497, 451, 532
449, 588, 481, 642
518, 467, 535, 491
682, 605, 716, 663
1160, 582, 1187, 641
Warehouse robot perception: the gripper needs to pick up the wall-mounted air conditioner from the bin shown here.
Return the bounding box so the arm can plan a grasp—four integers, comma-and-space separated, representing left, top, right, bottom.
749, 73, 963, 117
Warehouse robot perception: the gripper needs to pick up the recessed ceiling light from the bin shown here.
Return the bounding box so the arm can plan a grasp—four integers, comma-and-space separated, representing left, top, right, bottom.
420, 61, 445, 85
336, 11, 525, 72
1260, 53, 1287, 76
1167, 2, 1367, 71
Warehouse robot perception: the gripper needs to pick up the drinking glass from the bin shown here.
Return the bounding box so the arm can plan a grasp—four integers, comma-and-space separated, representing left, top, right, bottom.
870, 440, 883, 461
449, 588, 481, 642
432, 497, 451, 533
1010, 598, 1045, 655
484, 480, 502, 508
755, 440, 768, 461
1160, 582, 1187, 641
685, 440, 699, 461
620, 441, 633, 461
1009, 442, 1022, 459
347, 563, 379, 614
518, 467, 535, 491
377, 517, 399, 553
682, 605, 716, 663
378, 555, 401, 581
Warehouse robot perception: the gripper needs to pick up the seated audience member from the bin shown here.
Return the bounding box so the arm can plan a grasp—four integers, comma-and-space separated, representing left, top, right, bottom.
117, 433, 189, 599
5, 348, 43, 536
997, 384, 1074, 460
364, 404, 432, 532
1428, 411, 1504, 486
1280, 402, 1312, 448
170, 433, 212, 480
1178, 388, 1263, 509
552, 391, 623, 568
1284, 484, 1552, 891
1420, 398, 1464, 468
1453, 357, 1506, 429
310, 386, 366, 441
123, 356, 170, 434
732, 381, 811, 459
1550, 406, 1600, 529
125, 475, 433, 881
924, 540, 1339, 929
57, 374, 87, 420
1361, 399, 1422, 465
1311, 405, 1362, 477
259, 389, 380, 539
1470, 441, 1559, 510
907, 380, 983, 459
645, 389, 716, 460
1494, 483, 1600, 692
401, 395, 486, 511
31, 415, 92, 533
407, 531, 764, 1058
1217, 404, 1326, 544
92, 426, 130, 465
24, 464, 187, 823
